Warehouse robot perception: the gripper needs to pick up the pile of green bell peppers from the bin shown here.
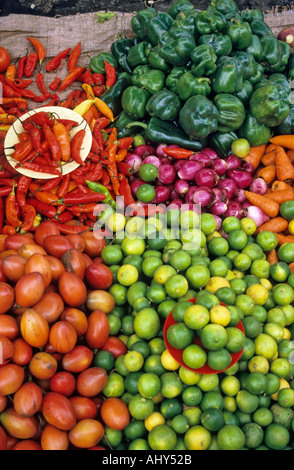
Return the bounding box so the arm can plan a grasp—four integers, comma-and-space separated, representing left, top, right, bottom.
93, 0, 292, 152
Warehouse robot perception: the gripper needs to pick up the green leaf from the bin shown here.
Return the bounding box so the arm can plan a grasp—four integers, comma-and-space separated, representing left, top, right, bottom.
96, 12, 117, 23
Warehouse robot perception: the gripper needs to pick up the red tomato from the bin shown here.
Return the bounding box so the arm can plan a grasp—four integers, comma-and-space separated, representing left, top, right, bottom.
61, 345, 93, 373
45, 256, 65, 283
2, 254, 27, 283
0, 408, 38, 439
61, 248, 86, 279
29, 351, 58, 380
49, 321, 77, 354
20, 309, 49, 348
82, 253, 93, 269
0, 364, 24, 396
34, 292, 64, 324
25, 253, 53, 288
85, 263, 113, 290
0, 259, 7, 283
0, 426, 7, 450
43, 235, 73, 259
42, 392, 76, 431
0, 47, 10, 73
41, 424, 69, 450
34, 220, 60, 248
85, 310, 109, 349
66, 234, 85, 252
15, 272, 45, 308
58, 272, 87, 308
76, 367, 108, 398
18, 243, 47, 259
13, 382, 43, 418
0, 314, 19, 340
101, 336, 127, 358
81, 232, 106, 258
68, 419, 104, 449
100, 398, 130, 430
86, 290, 115, 314
0, 235, 8, 253
0, 282, 14, 314
4, 234, 33, 251
0, 335, 14, 366
69, 396, 97, 421
60, 307, 88, 337
11, 338, 33, 366
49, 371, 76, 397
11, 440, 42, 450
0, 396, 7, 413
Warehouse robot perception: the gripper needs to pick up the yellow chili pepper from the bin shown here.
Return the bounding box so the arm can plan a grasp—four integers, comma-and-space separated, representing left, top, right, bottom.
73, 99, 95, 116
0, 114, 17, 125
94, 97, 114, 122
0, 125, 11, 131
82, 83, 95, 100
33, 214, 42, 229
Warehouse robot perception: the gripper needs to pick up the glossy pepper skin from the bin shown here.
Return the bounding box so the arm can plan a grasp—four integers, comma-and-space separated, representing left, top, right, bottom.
89, 52, 118, 74
127, 41, 153, 69
213, 94, 246, 132
174, 9, 200, 39
209, 130, 238, 157
102, 73, 131, 117
190, 44, 217, 77
276, 106, 294, 135
261, 37, 291, 73
147, 12, 174, 45
176, 72, 211, 100
233, 80, 254, 107
167, 0, 194, 18
115, 111, 144, 139
148, 46, 170, 72
195, 9, 226, 35
158, 27, 196, 66
198, 33, 232, 58
245, 35, 263, 63
211, 56, 244, 94
226, 19, 253, 50
111, 37, 134, 74
248, 63, 264, 86
179, 95, 219, 140
211, 0, 239, 16
231, 51, 257, 80
121, 85, 150, 120
250, 19, 274, 38
238, 111, 272, 146
249, 83, 290, 128
240, 8, 264, 22
131, 8, 158, 40
146, 89, 181, 121
165, 66, 188, 93
130, 66, 166, 94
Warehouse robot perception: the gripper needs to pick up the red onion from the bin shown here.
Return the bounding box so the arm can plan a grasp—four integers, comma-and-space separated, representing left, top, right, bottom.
153, 185, 171, 204
227, 168, 253, 189
212, 158, 228, 177
169, 199, 184, 209
178, 161, 204, 181
185, 186, 198, 203
143, 155, 161, 168
195, 168, 219, 188
175, 179, 190, 195
242, 200, 251, 209
212, 187, 228, 204
170, 189, 180, 200
241, 161, 255, 174
224, 201, 242, 218
210, 201, 228, 215
233, 188, 246, 203
174, 160, 186, 172
224, 155, 240, 169
130, 178, 145, 195
211, 214, 222, 231
192, 187, 214, 207
158, 163, 176, 185
202, 148, 218, 160
160, 157, 172, 165
156, 144, 168, 158
190, 153, 212, 168
134, 145, 155, 157
249, 177, 268, 195
125, 153, 143, 173
217, 178, 237, 199
242, 205, 270, 227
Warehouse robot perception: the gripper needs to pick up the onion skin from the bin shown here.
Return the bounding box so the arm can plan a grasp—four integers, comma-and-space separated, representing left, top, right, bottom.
278, 28, 294, 47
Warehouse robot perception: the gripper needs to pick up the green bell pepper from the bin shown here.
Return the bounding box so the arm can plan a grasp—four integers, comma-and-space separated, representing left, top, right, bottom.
250, 19, 274, 38
209, 131, 238, 157
165, 66, 188, 93
249, 83, 290, 127
147, 12, 174, 46
179, 95, 219, 140
131, 65, 151, 87
261, 37, 291, 73
190, 44, 217, 77
176, 72, 211, 100
248, 63, 264, 86
158, 26, 196, 66
167, 0, 195, 18
240, 8, 264, 23
198, 33, 233, 58
289, 69, 294, 81
211, 56, 244, 94
131, 8, 158, 41
111, 37, 134, 74
146, 89, 181, 121
127, 117, 205, 151
276, 106, 294, 135
115, 111, 145, 138
121, 86, 151, 120
213, 94, 246, 132
89, 52, 118, 74
244, 34, 263, 62
174, 9, 200, 39
231, 51, 257, 80
101, 73, 131, 117
210, 0, 239, 16
127, 41, 153, 69
148, 46, 170, 72
268, 73, 290, 89
226, 19, 253, 50
195, 9, 226, 35
238, 111, 272, 146
233, 80, 254, 107
131, 67, 166, 95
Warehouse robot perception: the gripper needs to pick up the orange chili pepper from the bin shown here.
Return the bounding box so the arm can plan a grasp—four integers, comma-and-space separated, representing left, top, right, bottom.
27, 37, 46, 65
5, 64, 16, 82
5, 183, 22, 227
106, 127, 120, 196
52, 121, 71, 162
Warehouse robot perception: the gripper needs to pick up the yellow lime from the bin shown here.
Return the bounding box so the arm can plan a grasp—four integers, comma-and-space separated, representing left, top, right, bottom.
271, 378, 290, 401
145, 412, 165, 432
288, 219, 294, 235
223, 396, 237, 412
231, 138, 250, 158
254, 333, 278, 360
184, 425, 211, 450
184, 304, 210, 330
207, 231, 222, 242
125, 216, 145, 237
246, 284, 269, 305
178, 367, 201, 385
248, 355, 270, 374
161, 349, 180, 371
260, 278, 272, 290
210, 305, 231, 327
283, 328, 291, 340
106, 213, 126, 232
205, 277, 230, 294
225, 270, 237, 281
117, 264, 139, 286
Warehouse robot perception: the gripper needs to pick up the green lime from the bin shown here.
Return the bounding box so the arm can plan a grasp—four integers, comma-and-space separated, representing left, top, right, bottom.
233, 253, 252, 272
107, 314, 121, 335
280, 200, 294, 220
134, 308, 160, 340
166, 322, 194, 349
215, 286, 236, 305
182, 385, 203, 406
103, 372, 125, 397
130, 340, 151, 359
147, 282, 166, 304
139, 163, 158, 182
142, 256, 163, 278
117, 264, 139, 286
93, 350, 115, 371
127, 281, 147, 306
147, 231, 167, 251
270, 262, 291, 283
182, 344, 207, 369
222, 216, 241, 234
242, 422, 264, 449
240, 217, 257, 235
172, 300, 193, 322
123, 350, 144, 372
227, 229, 248, 251
160, 398, 183, 419
109, 283, 128, 306
208, 237, 229, 257
157, 299, 177, 319
128, 438, 150, 450
201, 324, 228, 351
196, 291, 220, 310
148, 424, 177, 450
256, 231, 278, 252
230, 278, 247, 295
184, 304, 210, 330
186, 265, 211, 289
207, 349, 232, 371
171, 414, 190, 434
124, 419, 146, 441
235, 294, 255, 315
133, 297, 150, 313
104, 426, 122, 447
180, 210, 200, 230
242, 316, 263, 338
200, 391, 224, 411
225, 327, 246, 353
137, 372, 161, 399
253, 408, 273, 427
184, 425, 211, 450
165, 274, 189, 298
136, 184, 156, 203
153, 265, 176, 284
236, 390, 259, 413
169, 250, 191, 272
272, 283, 294, 306
264, 423, 290, 450
245, 372, 268, 395
220, 376, 240, 397
209, 259, 228, 277
144, 354, 166, 376
129, 394, 154, 420
101, 245, 123, 265
121, 237, 146, 256
123, 254, 143, 273
242, 243, 264, 261
201, 408, 225, 432
201, 213, 217, 236
160, 372, 183, 398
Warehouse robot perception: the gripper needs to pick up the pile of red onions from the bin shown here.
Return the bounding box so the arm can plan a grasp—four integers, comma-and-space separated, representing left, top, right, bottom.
125, 144, 270, 227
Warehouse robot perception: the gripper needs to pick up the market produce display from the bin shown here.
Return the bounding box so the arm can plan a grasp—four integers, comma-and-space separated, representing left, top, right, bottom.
1, 0, 294, 452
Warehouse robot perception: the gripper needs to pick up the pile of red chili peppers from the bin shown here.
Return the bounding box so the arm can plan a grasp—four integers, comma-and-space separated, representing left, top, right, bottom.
0, 38, 136, 236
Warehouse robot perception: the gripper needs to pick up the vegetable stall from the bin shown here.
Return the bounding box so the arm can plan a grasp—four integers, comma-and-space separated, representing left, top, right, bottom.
1, 0, 294, 451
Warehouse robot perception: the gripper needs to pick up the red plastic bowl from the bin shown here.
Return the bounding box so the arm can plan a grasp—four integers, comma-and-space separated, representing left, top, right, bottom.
163, 298, 245, 375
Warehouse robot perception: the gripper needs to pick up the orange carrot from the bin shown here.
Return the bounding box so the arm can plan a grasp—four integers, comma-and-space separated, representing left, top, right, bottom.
265, 190, 294, 204
275, 146, 294, 181
287, 150, 294, 163
265, 143, 277, 154
271, 180, 294, 192
261, 149, 277, 166
256, 164, 276, 184
267, 249, 279, 265
244, 191, 280, 218
244, 144, 266, 170
276, 233, 294, 245
256, 217, 289, 234
270, 135, 294, 150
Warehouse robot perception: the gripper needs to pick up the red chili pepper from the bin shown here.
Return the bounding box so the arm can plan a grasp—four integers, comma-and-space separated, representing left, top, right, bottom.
56, 173, 70, 198
117, 161, 134, 176
33, 92, 51, 103
70, 129, 86, 166
68, 42, 81, 72
56, 119, 78, 132
95, 117, 110, 129
2, 225, 17, 236
104, 61, 116, 87
22, 162, 61, 176
17, 56, 27, 80
49, 77, 61, 91
54, 221, 90, 234
15, 149, 38, 168
77, 69, 93, 85
119, 174, 135, 206
0, 187, 13, 197
162, 147, 194, 159
92, 73, 105, 86
0, 196, 4, 231
93, 85, 105, 97
14, 78, 34, 89
24, 52, 38, 78
12, 140, 33, 162
23, 122, 43, 154
27, 37, 46, 65
42, 123, 62, 162
46, 93, 60, 106
23, 111, 54, 127
58, 67, 85, 92
2, 83, 22, 98
5, 183, 22, 227
57, 211, 74, 224
68, 202, 101, 214
20, 204, 37, 234
41, 176, 62, 192
59, 192, 105, 205
36, 73, 48, 94
45, 48, 71, 72
29, 198, 57, 218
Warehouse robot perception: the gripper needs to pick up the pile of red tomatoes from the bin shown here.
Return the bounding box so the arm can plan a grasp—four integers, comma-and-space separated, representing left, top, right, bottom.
0, 220, 130, 450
